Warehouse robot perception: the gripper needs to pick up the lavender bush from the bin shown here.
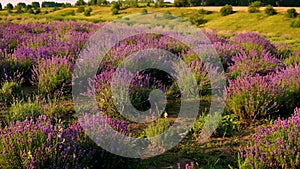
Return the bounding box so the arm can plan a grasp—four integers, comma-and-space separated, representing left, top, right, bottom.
230, 32, 277, 55
239, 107, 300, 169
31, 57, 72, 95
0, 115, 98, 168
273, 64, 300, 112
228, 49, 282, 79
226, 74, 282, 122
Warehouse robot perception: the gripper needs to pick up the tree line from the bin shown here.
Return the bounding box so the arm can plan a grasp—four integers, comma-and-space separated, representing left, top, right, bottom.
0, 0, 299, 11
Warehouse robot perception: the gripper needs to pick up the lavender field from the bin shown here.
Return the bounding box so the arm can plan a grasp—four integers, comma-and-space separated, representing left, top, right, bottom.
0, 12, 299, 169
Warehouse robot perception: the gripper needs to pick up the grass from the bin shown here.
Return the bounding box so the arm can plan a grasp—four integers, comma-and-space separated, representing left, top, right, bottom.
1, 6, 299, 48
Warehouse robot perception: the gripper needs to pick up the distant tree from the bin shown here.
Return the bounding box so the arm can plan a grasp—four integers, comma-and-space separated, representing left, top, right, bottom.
28, 8, 34, 14
265, 5, 277, 16
65, 3, 72, 7
126, 0, 138, 7
174, 0, 188, 7
220, 4, 233, 16
17, 2, 26, 8
35, 8, 41, 14
111, 1, 121, 10
89, 0, 97, 5
75, 0, 86, 6
97, 0, 108, 6
77, 6, 85, 13
155, 0, 164, 7
32, 2, 40, 9
141, 8, 147, 14
25, 5, 32, 12
111, 1, 121, 15
42, 2, 66, 8
6, 3, 14, 10
287, 8, 297, 18
188, 0, 200, 6
0, 3, 2, 10
248, 1, 262, 13
16, 5, 23, 13
84, 7, 92, 16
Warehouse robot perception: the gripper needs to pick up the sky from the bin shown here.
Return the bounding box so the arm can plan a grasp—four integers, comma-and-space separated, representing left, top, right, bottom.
1, 0, 173, 6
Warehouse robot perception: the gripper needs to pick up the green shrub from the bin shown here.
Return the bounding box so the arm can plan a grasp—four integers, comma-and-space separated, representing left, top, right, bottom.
265, 5, 276, 16
163, 11, 176, 20
111, 8, 119, 15
5, 97, 43, 124
189, 13, 207, 26
27, 8, 34, 14
220, 4, 233, 16
34, 8, 41, 15
111, 2, 121, 15
141, 118, 171, 138
248, 1, 262, 13
141, 8, 147, 15
111, 1, 121, 15
216, 114, 240, 137
77, 6, 85, 13
84, 7, 92, 16
226, 75, 282, 123
0, 81, 21, 106
286, 8, 297, 18
198, 8, 212, 15
192, 114, 240, 138
31, 57, 72, 95
291, 19, 300, 28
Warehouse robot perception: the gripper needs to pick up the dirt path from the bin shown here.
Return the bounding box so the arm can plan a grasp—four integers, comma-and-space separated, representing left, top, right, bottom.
188, 6, 300, 13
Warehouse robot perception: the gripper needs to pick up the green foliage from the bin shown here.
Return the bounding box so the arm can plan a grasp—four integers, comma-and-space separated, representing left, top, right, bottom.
75, 0, 86, 6
265, 5, 276, 16
154, 0, 164, 8
163, 11, 176, 20
5, 97, 43, 123
126, 0, 138, 8
216, 114, 240, 137
291, 19, 300, 28
15, 5, 23, 14
35, 8, 41, 15
286, 8, 297, 18
27, 8, 34, 14
198, 8, 212, 15
61, 9, 75, 16
31, 58, 71, 95
192, 114, 240, 138
111, 8, 119, 15
0, 3, 2, 10
220, 4, 233, 16
17, 2, 26, 9
77, 6, 85, 13
31, 2, 40, 9
141, 118, 171, 138
5, 3, 13, 10
84, 7, 92, 16
248, 1, 262, 13
189, 13, 207, 26
111, 2, 121, 15
141, 8, 148, 15
0, 81, 21, 106
174, 0, 188, 7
